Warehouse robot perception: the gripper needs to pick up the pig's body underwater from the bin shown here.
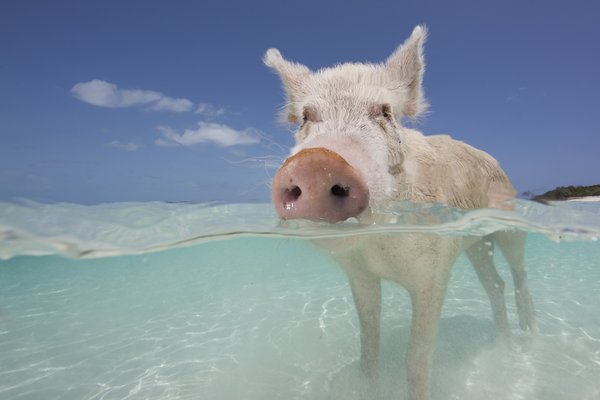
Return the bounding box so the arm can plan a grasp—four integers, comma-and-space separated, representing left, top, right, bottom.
265, 26, 536, 400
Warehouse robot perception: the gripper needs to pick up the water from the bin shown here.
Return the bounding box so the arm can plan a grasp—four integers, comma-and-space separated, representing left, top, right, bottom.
1, 200, 599, 399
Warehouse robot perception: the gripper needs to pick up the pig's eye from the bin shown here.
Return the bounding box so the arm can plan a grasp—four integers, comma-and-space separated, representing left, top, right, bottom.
382, 104, 392, 119
302, 106, 320, 125
369, 103, 393, 120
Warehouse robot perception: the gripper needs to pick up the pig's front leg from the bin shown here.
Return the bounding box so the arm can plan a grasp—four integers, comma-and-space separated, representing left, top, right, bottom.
340, 253, 382, 378
406, 266, 450, 400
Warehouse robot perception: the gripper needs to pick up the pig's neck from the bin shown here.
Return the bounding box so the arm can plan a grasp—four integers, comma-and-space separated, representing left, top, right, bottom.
393, 128, 448, 205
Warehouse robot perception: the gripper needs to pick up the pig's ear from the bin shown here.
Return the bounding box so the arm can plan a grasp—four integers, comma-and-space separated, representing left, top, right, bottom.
385, 25, 428, 118
264, 48, 311, 124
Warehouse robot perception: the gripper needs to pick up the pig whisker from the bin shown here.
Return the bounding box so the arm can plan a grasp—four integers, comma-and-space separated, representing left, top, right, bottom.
226, 155, 284, 171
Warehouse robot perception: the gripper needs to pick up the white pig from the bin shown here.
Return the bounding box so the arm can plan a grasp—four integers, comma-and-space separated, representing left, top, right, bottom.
265, 25, 536, 400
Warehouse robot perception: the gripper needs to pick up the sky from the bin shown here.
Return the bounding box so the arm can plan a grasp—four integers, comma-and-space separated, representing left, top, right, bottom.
1, 0, 598, 204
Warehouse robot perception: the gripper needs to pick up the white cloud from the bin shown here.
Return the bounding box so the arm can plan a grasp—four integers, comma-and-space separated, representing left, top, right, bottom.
155, 122, 261, 148
106, 140, 142, 151
148, 97, 194, 113
71, 80, 193, 113
195, 103, 226, 118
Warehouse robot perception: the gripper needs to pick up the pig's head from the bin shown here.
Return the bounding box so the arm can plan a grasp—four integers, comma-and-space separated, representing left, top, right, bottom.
265, 26, 427, 222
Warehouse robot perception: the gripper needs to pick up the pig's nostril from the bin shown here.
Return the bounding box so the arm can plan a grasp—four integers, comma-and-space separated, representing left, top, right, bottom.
330, 184, 350, 198
285, 186, 302, 201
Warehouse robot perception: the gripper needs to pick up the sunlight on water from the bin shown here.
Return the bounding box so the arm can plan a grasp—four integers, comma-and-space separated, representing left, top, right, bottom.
1, 200, 599, 399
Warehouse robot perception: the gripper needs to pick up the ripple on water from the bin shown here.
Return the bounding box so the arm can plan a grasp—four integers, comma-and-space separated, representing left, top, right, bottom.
0, 201, 599, 399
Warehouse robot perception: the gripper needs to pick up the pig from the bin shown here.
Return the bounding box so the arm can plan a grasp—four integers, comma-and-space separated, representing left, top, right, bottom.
265, 25, 536, 400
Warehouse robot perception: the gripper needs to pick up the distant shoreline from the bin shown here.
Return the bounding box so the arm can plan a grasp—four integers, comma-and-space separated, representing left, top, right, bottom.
531, 184, 600, 203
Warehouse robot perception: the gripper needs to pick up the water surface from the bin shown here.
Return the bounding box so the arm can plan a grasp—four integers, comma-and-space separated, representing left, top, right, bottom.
1, 200, 599, 399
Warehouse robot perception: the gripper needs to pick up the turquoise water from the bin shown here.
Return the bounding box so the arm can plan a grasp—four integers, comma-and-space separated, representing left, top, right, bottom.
1, 200, 599, 399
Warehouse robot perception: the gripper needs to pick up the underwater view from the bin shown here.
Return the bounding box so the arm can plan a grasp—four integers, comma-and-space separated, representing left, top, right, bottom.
1, 199, 599, 400
3, 1, 600, 399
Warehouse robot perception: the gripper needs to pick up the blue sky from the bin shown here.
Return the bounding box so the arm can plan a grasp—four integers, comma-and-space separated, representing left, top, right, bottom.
1, 0, 598, 204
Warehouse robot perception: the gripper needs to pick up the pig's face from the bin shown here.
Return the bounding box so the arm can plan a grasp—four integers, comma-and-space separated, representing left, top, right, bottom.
266, 26, 427, 221
285, 72, 406, 210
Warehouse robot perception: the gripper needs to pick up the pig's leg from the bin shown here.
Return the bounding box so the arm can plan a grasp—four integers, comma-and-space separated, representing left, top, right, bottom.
494, 230, 537, 331
406, 268, 449, 400
466, 237, 510, 342
344, 259, 382, 378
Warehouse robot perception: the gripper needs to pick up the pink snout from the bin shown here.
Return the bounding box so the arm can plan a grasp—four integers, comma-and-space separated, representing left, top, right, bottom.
272, 147, 369, 222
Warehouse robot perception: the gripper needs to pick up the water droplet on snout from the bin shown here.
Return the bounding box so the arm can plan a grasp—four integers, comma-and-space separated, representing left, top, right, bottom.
284, 202, 294, 211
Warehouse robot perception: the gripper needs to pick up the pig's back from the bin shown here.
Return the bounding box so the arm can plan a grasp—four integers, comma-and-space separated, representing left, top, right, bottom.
400, 129, 516, 210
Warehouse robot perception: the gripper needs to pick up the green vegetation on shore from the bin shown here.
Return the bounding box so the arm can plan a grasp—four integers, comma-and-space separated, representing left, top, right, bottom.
531, 184, 600, 202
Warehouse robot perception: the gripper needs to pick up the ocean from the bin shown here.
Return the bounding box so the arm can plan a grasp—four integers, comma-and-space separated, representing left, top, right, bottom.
1, 200, 599, 399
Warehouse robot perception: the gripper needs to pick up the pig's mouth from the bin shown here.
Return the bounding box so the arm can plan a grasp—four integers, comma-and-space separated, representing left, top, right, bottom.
272, 147, 370, 223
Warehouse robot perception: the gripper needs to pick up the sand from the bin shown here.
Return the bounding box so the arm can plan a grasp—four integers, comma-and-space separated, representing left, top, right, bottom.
566, 195, 600, 202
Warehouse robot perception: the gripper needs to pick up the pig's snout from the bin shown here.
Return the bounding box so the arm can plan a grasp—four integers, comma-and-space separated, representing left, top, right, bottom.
272, 147, 369, 223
